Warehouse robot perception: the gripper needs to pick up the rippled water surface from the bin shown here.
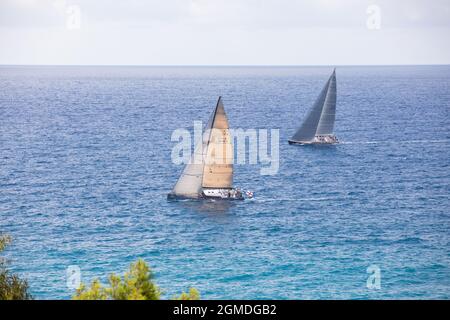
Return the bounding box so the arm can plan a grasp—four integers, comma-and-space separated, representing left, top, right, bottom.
0, 66, 449, 299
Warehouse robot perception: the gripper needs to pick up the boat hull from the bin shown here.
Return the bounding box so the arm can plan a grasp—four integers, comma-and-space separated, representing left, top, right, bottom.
202, 194, 244, 201
288, 135, 339, 145
288, 140, 338, 145
167, 188, 245, 201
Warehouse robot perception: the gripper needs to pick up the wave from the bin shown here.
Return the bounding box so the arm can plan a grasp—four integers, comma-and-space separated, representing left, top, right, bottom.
342, 139, 450, 145
253, 196, 343, 202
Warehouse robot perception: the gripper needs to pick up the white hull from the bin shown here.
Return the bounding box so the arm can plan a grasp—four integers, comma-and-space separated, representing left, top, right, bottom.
202, 188, 244, 200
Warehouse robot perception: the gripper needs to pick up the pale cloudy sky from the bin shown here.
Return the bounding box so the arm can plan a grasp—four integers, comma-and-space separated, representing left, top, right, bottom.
1, 0, 449, 65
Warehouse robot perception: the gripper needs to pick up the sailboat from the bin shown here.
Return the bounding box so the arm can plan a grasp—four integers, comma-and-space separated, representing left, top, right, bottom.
288, 69, 339, 145
168, 97, 244, 200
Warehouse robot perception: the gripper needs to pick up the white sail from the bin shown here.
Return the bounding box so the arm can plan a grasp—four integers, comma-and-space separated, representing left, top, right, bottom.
170, 138, 206, 198
290, 70, 337, 142
170, 103, 215, 198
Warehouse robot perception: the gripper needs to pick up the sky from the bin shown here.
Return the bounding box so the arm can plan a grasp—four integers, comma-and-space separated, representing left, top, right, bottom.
0, 0, 449, 65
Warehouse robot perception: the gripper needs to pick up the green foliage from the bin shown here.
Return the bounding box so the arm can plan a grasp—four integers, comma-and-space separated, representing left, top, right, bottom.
73, 259, 162, 300
72, 279, 108, 300
0, 234, 33, 300
0, 234, 12, 252
173, 287, 200, 300
0, 269, 33, 300
1, 234, 200, 300
73, 259, 200, 300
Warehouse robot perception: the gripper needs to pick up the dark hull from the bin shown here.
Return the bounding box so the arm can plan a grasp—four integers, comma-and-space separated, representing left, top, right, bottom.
167, 193, 244, 201
288, 140, 307, 145
167, 193, 199, 201
288, 139, 339, 145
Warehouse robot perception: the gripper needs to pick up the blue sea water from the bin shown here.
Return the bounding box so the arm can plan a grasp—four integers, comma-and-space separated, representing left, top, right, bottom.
0, 65, 449, 299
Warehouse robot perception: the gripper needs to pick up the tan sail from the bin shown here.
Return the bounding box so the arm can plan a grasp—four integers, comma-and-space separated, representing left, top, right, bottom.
202, 97, 234, 189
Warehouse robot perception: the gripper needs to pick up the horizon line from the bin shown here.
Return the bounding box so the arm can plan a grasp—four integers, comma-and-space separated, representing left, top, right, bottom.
0, 63, 449, 67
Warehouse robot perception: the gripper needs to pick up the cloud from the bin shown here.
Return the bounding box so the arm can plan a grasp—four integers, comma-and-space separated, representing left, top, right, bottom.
1, 0, 450, 29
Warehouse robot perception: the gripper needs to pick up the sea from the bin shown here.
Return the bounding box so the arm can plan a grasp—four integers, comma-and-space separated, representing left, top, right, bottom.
0, 65, 449, 299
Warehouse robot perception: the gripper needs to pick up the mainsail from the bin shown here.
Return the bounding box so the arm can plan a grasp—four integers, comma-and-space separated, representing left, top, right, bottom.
316, 69, 337, 135
290, 69, 337, 142
170, 97, 233, 198
202, 98, 234, 189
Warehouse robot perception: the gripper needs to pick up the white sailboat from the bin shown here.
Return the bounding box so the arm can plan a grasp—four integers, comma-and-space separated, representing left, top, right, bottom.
168, 97, 244, 200
289, 69, 339, 145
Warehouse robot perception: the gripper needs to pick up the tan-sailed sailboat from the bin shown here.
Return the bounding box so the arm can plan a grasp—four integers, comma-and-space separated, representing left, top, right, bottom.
168, 97, 244, 200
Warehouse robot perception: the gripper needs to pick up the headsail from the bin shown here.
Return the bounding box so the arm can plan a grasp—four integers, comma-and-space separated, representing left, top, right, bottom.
170, 129, 208, 198
170, 99, 216, 198
202, 97, 233, 189
290, 69, 337, 142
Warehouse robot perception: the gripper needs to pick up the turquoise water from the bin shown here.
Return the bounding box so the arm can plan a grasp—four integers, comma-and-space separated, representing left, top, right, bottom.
0, 66, 449, 299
